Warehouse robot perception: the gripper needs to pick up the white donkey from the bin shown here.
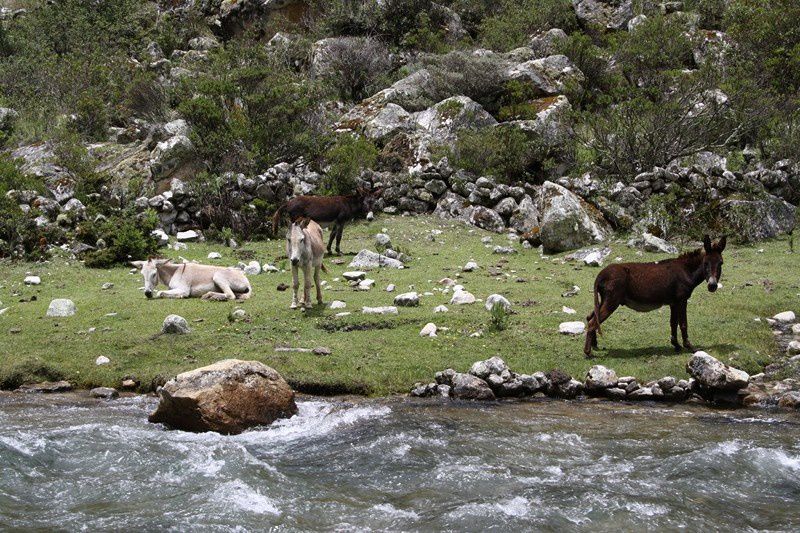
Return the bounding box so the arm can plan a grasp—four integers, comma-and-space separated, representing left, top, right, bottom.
286, 218, 326, 309
131, 259, 252, 301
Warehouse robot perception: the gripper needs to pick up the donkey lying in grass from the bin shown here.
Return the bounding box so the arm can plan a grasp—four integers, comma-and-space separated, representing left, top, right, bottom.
131, 259, 252, 301
584, 235, 726, 357
286, 218, 327, 309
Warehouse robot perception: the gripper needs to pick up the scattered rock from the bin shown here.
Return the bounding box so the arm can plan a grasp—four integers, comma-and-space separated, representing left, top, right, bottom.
95, 355, 110, 365
394, 292, 420, 307
313, 346, 332, 356
375, 233, 391, 248
434, 305, 449, 313
358, 279, 375, 290
343, 271, 366, 281
243, 261, 261, 275
450, 290, 476, 305
420, 323, 438, 337
90, 387, 119, 399
773, 311, 796, 323
46, 299, 76, 317
349, 249, 404, 269
23, 275, 41, 285
208, 252, 222, 260
462, 261, 479, 272
162, 314, 191, 335
627, 233, 678, 254
559, 321, 585, 335
101, 282, 114, 290
148, 359, 297, 434
176, 229, 199, 241
330, 300, 346, 309
585, 365, 618, 392
362, 306, 398, 315
485, 294, 511, 312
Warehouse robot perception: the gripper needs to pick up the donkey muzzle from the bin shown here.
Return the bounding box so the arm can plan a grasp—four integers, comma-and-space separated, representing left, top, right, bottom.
291, 258, 300, 266
366, 211, 374, 221
145, 290, 153, 299
707, 277, 718, 292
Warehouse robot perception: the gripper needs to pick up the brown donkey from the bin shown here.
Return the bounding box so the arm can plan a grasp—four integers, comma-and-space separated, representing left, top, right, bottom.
584, 235, 726, 357
272, 188, 381, 255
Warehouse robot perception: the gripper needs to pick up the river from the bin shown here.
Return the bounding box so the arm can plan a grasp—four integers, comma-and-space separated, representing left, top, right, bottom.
1, 393, 799, 531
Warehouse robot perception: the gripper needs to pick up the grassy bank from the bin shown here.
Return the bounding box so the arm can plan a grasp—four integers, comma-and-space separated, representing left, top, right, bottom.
1, 215, 796, 395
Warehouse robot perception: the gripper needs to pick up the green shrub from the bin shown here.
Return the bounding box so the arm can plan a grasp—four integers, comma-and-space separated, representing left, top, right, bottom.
320, 135, 379, 194
71, 92, 109, 141
448, 126, 544, 183
613, 14, 695, 85
81, 211, 159, 268
478, 0, 577, 52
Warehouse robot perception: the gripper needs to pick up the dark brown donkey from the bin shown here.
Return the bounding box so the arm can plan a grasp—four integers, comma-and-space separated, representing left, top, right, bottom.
584, 235, 726, 357
272, 188, 381, 255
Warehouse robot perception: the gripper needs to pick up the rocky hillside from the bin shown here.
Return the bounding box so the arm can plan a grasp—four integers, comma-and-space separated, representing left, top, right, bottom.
0, 0, 798, 261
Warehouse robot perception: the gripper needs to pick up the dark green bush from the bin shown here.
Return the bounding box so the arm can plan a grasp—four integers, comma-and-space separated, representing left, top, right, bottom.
448, 126, 545, 183
320, 135, 379, 194
478, 0, 577, 52
81, 211, 159, 268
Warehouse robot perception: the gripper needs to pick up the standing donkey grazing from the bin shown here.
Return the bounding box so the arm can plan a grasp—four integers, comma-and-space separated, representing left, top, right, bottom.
286, 218, 327, 309
272, 188, 382, 255
131, 259, 252, 301
584, 235, 726, 357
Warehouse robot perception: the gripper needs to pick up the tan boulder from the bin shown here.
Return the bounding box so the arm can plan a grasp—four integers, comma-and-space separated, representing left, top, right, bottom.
149, 359, 297, 434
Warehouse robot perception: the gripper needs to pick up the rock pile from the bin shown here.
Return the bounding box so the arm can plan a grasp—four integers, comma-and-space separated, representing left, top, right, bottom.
412, 353, 754, 407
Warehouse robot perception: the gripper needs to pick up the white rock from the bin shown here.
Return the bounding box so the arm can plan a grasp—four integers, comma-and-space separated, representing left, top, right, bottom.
788, 341, 800, 356
263, 264, 279, 273
420, 323, 438, 337
792, 324, 800, 335
485, 294, 511, 312
151, 229, 169, 247
95, 356, 110, 366
434, 305, 449, 313
773, 311, 796, 323
462, 261, 479, 272
583, 251, 605, 267
230, 308, 247, 320
375, 233, 391, 248
362, 306, 398, 315
335, 312, 351, 317
439, 277, 455, 286
162, 314, 190, 334
243, 261, 261, 275
358, 279, 375, 290
349, 249, 404, 269
394, 292, 420, 307
207, 252, 222, 260
562, 306, 576, 314
46, 299, 76, 317
24, 275, 41, 285
559, 321, 585, 335
176, 230, 199, 241
386, 284, 396, 292
101, 282, 114, 290
330, 300, 347, 309
343, 271, 366, 281
450, 290, 476, 305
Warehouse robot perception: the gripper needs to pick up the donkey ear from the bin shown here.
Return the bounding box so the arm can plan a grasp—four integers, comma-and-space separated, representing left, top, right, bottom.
130, 260, 145, 269
717, 236, 727, 252
300, 218, 311, 229
703, 235, 712, 253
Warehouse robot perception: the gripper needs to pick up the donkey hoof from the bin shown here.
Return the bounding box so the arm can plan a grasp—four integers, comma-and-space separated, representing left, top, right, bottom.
290, 303, 299, 309
685, 344, 697, 353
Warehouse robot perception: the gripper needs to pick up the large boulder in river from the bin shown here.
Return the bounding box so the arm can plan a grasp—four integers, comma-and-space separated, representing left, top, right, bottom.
686, 352, 749, 392
538, 181, 610, 252
148, 359, 298, 434
451, 372, 496, 401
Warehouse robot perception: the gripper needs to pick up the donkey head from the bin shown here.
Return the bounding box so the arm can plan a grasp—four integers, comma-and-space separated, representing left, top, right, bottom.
130, 258, 170, 298
702, 235, 726, 292
357, 187, 383, 221
287, 218, 311, 267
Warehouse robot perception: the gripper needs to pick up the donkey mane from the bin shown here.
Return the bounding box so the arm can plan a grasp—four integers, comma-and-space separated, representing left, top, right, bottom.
657, 248, 703, 264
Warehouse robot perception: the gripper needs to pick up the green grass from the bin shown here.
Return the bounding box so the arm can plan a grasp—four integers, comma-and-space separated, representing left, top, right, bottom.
1, 215, 797, 395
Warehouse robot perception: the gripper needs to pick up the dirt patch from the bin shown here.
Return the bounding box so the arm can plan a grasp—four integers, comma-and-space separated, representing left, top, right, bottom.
316, 318, 414, 333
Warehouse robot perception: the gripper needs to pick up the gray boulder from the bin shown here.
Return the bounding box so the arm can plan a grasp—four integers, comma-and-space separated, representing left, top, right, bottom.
451, 372, 496, 400
46, 299, 76, 317
469, 356, 509, 379
505, 55, 584, 96
509, 195, 540, 233
627, 233, 679, 254
394, 292, 420, 307
485, 294, 511, 312
539, 181, 610, 252
687, 351, 749, 391
585, 365, 618, 392
349, 249, 404, 269
162, 314, 191, 335
719, 196, 796, 242
148, 359, 297, 434
0, 107, 19, 132
414, 96, 497, 145
572, 0, 634, 31
150, 135, 196, 183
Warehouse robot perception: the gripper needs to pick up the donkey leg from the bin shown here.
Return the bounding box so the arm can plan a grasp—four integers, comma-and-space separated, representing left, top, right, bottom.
670, 304, 681, 352
303, 265, 313, 309
335, 224, 344, 255
314, 266, 323, 305
290, 265, 300, 309
584, 300, 619, 357
326, 226, 336, 255
678, 301, 696, 352
584, 311, 598, 355
209, 273, 236, 301
157, 287, 190, 299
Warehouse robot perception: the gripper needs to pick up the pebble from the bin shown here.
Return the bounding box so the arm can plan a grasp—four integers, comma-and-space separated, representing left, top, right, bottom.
358, 279, 375, 290
562, 306, 576, 314
101, 282, 114, 290
386, 284, 396, 292
462, 261, 479, 272
208, 252, 222, 260
434, 305, 449, 313
773, 311, 796, 323
24, 275, 41, 285
330, 300, 346, 309
343, 271, 366, 281
95, 356, 110, 365
162, 314, 191, 334
450, 290, 476, 305
362, 306, 398, 315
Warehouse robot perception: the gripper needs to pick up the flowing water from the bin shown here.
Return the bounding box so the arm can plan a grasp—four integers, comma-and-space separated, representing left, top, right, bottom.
1, 393, 799, 531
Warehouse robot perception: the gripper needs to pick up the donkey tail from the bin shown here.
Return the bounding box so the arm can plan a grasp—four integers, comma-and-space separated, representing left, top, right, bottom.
592, 277, 602, 336
271, 204, 286, 236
